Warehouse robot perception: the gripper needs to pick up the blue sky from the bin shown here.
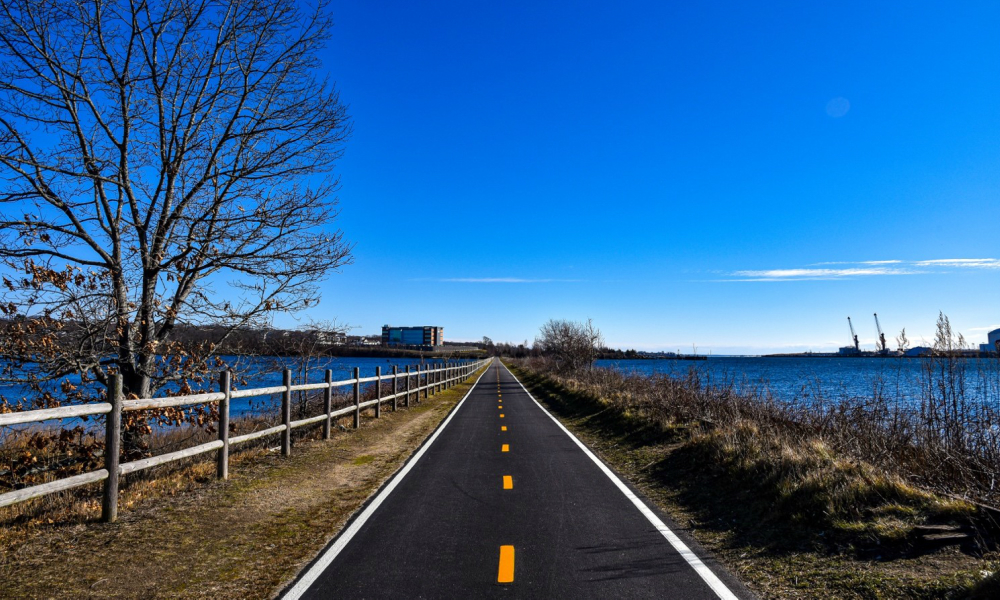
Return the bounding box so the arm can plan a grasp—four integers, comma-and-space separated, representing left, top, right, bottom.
293, 0, 1000, 353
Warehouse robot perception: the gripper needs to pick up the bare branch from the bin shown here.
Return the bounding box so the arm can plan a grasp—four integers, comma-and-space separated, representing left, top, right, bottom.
0, 0, 352, 456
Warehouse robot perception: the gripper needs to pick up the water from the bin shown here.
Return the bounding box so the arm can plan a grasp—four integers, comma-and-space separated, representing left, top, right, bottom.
0, 355, 471, 421
595, 356, 1000, 408
7, 355, 999, 424
223, 355, 463, 416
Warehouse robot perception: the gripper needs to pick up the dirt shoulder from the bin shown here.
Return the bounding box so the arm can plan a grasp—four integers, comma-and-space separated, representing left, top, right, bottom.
506, 363, 999, 600
0, 369, 485, 599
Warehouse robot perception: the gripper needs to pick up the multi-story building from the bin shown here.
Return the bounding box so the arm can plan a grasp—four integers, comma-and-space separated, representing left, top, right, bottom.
381, 325, 444, 347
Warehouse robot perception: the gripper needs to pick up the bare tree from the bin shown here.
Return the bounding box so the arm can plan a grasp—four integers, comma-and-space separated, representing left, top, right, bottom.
0, 0, 352, 455
896, 328, 910, 353
535, 318, 603, 373
274, 319, 350, 418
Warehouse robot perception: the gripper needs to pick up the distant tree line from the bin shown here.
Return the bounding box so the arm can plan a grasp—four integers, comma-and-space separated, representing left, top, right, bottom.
485, 338, 535, 359
595, 348, 644, 359
139, 322, 485, 358
485, 319, 622, 368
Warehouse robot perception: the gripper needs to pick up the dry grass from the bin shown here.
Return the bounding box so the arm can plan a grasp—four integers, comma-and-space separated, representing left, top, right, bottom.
0, 369, 484, 599
518, 356, 1000, 510
508, 361, 1000, 599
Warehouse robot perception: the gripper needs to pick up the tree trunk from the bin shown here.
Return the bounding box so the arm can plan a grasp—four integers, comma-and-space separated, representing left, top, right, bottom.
119, 362, 151, 460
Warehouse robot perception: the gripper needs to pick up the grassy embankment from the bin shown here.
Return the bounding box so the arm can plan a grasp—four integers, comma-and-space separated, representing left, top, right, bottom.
506, 359, 1000, 599
0, 367, 486, 599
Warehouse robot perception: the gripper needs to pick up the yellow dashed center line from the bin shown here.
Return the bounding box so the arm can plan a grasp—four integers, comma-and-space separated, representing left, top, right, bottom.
497, 546, 515, 583
502, 444, 509, 452
499, 414, 504, 418
503, 475, 513, 489
501, 426, 507, 431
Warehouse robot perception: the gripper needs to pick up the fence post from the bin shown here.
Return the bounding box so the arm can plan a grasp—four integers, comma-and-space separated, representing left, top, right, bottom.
323, 369, 333, 440
101, 373, 122, 523
353, 367, 361, 428
422, 364, 428, 400
281, 369, 292, 456
392, 366, 398, 411
218, 370, 231, 480
405, 365, 411, 408
436, 363, 441, 393
375, 366, 382, 419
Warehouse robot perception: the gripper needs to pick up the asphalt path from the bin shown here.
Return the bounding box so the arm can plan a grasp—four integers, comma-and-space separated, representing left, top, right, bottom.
283, 359, 752, 599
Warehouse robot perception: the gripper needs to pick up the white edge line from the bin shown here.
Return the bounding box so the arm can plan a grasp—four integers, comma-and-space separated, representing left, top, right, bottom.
282, 360, 492, 599
500, 362, 740, 600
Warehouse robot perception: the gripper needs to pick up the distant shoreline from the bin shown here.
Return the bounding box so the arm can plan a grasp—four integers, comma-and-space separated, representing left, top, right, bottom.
595, 352, 998, 360
761, 352, 996, 359
231, 346, 487, 359
595, 352, 707, 361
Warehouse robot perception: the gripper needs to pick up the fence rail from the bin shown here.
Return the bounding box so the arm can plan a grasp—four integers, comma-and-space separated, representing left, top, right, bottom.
0, 358, 490, 521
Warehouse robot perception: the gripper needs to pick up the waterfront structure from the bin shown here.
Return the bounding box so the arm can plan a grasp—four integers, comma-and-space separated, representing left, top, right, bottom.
979, 328, 1000, 353
381, 325, 444, 347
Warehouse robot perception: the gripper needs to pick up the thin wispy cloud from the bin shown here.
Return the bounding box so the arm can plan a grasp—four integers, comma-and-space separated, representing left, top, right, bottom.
416, 277, 581, 283
730, 267, 912, 282
811, 260, 903, 266
725, 258, 999, 282
913, 258, 1000, 268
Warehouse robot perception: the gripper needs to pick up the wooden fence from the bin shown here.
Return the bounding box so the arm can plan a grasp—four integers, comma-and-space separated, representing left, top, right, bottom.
0, 358, 490, 521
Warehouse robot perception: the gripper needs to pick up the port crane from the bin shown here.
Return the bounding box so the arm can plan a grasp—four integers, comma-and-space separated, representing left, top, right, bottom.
847, 317, 860, 352
874, 313, 887, 353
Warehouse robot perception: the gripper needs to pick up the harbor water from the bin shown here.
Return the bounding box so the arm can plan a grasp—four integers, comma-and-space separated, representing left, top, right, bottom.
595, 356, 1000, 408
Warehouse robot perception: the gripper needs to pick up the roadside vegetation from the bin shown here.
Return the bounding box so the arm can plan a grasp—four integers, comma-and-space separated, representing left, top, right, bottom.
508, 315, 1000, 598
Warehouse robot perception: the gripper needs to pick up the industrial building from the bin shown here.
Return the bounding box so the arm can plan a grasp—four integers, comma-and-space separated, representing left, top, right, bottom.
980, 328, 1000, 353
381, 325, 444, 347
